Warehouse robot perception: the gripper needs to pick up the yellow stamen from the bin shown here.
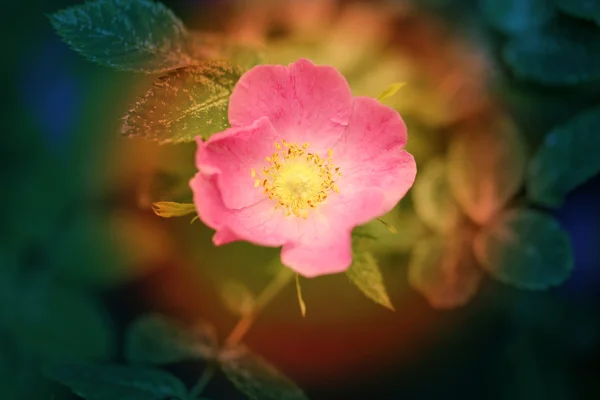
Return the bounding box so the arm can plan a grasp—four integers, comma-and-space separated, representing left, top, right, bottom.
250, 142, 342, 218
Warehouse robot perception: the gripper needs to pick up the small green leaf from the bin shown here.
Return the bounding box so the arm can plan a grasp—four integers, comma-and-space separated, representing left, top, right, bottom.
48, 0, 193, 74
552, 0, 600, 25
376, 218, 397, 234
121, 62, 243, 143
473, 209, 573, 290
152, 201, 196, 218
448, 117, 527, 225
294, 274, 307, 317
503, 19, 600, 85
408, 234, 483, 309
480, 0, 556, 35
7, 276, 115, 361
219, 281, 256, 317
125, 313, 217, 365
527, 106, 600, 207
377, 82, 406, 102
346, 251, 394, 310
412, 157, 464, 233
220, 345, 308, 400
44, 363, 189, 400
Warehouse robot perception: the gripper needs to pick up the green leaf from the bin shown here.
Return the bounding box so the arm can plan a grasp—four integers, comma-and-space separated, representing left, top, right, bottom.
152, 201, 196, 218
412, 157, 464, 233
480, 0, 556, 35
377, 82, 406, 102
7, 276, 115, 361
408, 234, 483, 309
219, 280, 256, 317
125, 313, 217, 365
121, 62, 243, 143
503, 19, 600, 85
552, 0, 600, 25
44, 363, 189, 400
473, 209, 573, 290
527, 106, 600, 207
48, 0, 193, 74
448, 117, 527, 225
346, 251, 394, 310
220, 345, 308, 400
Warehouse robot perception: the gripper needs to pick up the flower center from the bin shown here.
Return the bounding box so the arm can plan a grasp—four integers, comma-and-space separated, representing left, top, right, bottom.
251, 140, 341, 218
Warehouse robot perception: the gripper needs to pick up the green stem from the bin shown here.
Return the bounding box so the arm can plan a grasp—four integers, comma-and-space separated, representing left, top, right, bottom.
189, 363, 215, 399
224, 266, 294, 347
189, 265, 293, 399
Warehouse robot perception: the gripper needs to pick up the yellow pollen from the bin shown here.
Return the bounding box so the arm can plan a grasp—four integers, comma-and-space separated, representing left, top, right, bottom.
251, 140, 342, 218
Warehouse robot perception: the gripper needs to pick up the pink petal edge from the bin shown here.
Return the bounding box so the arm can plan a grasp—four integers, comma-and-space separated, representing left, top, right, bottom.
228, 58, 354, 151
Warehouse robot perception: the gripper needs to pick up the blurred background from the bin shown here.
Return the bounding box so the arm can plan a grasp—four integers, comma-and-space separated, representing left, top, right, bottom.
2, 0, 600, 399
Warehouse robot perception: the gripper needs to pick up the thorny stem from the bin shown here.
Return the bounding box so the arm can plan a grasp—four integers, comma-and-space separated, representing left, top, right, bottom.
225, 266, 295, 347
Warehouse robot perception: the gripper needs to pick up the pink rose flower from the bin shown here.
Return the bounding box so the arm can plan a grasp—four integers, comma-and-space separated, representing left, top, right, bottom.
190, 59, 416, 277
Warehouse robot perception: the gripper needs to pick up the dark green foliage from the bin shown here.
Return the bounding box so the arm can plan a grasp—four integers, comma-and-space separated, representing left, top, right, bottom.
474, 209, 573, 290
220, 346, 309, 400
44, 363, 190, 400
553, 0, 600, 24
503, 18, 600, 85
527, 106, 600, 207
480, 0, 556, 35
125, 314, 218, 365
48, 0, 192, 73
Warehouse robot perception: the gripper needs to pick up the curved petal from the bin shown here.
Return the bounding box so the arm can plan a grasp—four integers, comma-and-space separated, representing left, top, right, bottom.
213, 228, 239, 246
190, 172, 297, 247
228, 58, 353, 150
319, 189, 386, 227
196, 117, 279, 209
190, 172, 231, 232
333, 97, 416, 214
228, 200, 298, 247
281, 226, 353, 278
280, 189, 384, 277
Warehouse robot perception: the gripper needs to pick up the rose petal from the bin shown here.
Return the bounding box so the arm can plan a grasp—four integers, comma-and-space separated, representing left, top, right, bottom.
281, 224, 353, 277
319, 189, 385, 228
190, 172, 230, 232
213, 229, 239, 246
228, 58, 353, 150
333, 96, 416, 214
197, 117, 279, 209
280, 190, 383, 277
190, 173, 297, 247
